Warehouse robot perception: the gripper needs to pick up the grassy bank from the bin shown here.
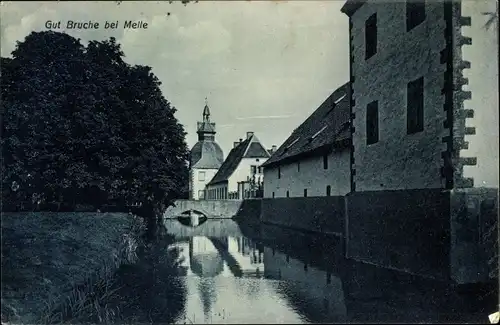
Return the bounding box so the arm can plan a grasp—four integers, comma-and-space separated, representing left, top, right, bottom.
1, 212, 145, 324
49, 227, 188, 324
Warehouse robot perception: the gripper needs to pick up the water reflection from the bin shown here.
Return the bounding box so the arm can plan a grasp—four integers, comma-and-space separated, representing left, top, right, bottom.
151, 219, 494, 324
264, 247, 348, 323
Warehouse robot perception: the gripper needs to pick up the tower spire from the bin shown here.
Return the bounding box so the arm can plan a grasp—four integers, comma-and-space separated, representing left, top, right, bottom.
203, 97, 211, 122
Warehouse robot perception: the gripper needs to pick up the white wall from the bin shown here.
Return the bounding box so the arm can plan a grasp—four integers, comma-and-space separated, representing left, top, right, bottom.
190, 168, 218, 200
461, 0, 499, 188
227, 157, 268, 192
263, 150, 351, 198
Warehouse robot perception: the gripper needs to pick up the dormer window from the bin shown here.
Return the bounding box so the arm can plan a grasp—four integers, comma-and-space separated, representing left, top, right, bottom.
310, 125, 327, 142
287, 138, 300, 149
334, 94, 347, 105
282, 137, 300, 154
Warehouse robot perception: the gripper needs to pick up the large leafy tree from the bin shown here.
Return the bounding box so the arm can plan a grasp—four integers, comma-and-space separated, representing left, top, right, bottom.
1, 31, 189, 221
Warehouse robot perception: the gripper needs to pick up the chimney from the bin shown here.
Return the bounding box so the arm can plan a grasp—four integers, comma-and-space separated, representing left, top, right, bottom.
246, 131, 254, 139
272, 145, 277, 152
233, 141, 239, 148
239, 138, 243, 142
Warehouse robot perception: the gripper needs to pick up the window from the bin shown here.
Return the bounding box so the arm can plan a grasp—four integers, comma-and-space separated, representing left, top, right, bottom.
323, 154, 328, 169
406, 0, 426, 31
365, 13, 377, 60
258, 166, 262, 174
198, 171, 205, 181
278, 166, 281, 179
198, 190, 205, 199
297, 162, 300, 172
366, 100, 379, 145
326, 185, 331, 196
272, 192, 275, 198
407, 77, 424, 134
304, 189, 308, 197
286, 190, 290, 198
251, 165, 257, 175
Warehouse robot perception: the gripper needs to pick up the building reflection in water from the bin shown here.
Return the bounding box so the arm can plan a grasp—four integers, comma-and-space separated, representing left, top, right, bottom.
163, 220, 493, 324
189, 236, 225, 277
171, 235, 304, 324
263, 246, 348, 323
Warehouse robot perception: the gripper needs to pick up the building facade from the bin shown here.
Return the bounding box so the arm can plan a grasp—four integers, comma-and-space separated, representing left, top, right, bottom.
341, 0, 499, 284
342, 0, 498, 192
189, 102, 224, 200
206, 132, 272, 199
262, 83, 351, 198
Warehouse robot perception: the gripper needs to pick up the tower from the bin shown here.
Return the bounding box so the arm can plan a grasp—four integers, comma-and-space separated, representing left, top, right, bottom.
189, 98, 224, 200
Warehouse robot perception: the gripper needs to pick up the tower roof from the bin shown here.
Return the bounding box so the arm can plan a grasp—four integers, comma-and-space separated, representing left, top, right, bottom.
197, 97, 217, 138
191, 98, 224, 169
203, 97, 211, 120
190, 141, 224, 169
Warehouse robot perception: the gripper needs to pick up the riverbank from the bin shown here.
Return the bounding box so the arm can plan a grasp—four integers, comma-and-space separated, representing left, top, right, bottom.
1, 212, 145, 324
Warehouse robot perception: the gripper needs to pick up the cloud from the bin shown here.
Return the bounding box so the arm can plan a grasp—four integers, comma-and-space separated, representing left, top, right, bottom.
235, 115, 295, 120
1, 1, 350, 156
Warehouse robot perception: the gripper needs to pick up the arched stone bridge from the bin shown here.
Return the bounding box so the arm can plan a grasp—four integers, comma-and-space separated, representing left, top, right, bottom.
164, 199, 262, 220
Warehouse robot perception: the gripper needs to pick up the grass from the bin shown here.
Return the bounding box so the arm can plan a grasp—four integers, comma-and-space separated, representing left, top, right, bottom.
42, 225, 188, 324
1, 211, 145, 324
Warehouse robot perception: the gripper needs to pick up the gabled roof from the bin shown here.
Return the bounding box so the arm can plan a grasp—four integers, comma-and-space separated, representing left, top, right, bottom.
207, 134, 270, 185
262, 82, 351, 168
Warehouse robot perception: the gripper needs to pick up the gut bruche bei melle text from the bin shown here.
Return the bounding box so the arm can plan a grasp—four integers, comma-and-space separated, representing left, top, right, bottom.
45, 20, 149, 30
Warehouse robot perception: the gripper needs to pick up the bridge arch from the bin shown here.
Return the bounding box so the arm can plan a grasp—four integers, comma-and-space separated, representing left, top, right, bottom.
180, 209, 208, 218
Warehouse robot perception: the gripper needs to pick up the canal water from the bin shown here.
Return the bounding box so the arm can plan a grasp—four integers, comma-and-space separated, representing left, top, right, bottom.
93, 219, 496, 324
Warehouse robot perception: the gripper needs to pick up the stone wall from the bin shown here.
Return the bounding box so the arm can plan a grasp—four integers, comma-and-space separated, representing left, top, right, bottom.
260, 196, 345, 236
233, 198, 262, 222
350, 1, 448, 191
348, 1, 476, 191
345, 187, 499, 284
345, 189, 452, 281
450, 188, 498, 284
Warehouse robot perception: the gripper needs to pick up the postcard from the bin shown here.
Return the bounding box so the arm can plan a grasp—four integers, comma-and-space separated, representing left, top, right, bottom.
1, 1, 498, 324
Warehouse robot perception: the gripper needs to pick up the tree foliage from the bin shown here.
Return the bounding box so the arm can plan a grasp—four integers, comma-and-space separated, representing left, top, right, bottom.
1, 31, 189, 214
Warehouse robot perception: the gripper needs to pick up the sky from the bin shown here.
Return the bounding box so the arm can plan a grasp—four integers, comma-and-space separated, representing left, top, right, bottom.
0, 0, 350, 157
1, 0, 498, 186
